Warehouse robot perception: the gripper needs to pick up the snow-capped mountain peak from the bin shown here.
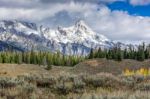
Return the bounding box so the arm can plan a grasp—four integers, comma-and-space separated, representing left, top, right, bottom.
41, 20, 111, 50
0, 20, 114, 55
75, 20, 89, 30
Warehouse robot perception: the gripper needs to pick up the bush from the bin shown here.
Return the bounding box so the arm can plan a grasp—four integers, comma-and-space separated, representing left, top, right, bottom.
55, 82, 73, 95
0, 77, 23, 88
135, 83, 150, 91
83, 73, 121, 89
73, 77, 85, 93
36, 76, 56, 88
46, 65, 52, 70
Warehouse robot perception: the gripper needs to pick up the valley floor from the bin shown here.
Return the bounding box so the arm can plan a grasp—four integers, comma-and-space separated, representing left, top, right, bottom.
0, 59, 149, 99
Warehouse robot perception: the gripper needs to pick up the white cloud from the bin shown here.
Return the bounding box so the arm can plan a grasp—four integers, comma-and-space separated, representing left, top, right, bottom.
0, 0, 150, 43
83, 6, 150, 42
55, 4, 150, 42
0, 2, 97, 21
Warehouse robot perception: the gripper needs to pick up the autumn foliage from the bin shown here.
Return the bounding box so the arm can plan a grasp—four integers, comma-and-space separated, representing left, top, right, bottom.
123, 68, 150, 76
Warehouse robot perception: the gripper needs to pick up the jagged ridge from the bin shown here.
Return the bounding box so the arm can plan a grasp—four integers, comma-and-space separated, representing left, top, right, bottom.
0, 20, 115, 55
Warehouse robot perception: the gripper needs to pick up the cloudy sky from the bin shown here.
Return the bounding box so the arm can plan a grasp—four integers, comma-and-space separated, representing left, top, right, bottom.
0, 0, 150, 43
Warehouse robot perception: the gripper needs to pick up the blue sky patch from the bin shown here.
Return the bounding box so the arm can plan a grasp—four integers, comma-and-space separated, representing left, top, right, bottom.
107, 1, 150, 16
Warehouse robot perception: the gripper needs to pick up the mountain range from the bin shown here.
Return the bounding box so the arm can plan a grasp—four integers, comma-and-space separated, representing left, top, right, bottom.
0, 20, 126, 55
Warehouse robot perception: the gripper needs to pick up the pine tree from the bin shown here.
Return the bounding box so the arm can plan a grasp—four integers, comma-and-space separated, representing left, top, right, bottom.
30, 49, 35, 64
116, 48, 123, 61
123, 48, 128, 59
89, 48, 94, 59
46, 53, 52, 70
144, 48, 149, 59
0, 54, 2, 63
27, 52, 31, 64
18, 53, 22, 64
97, 48, 105, 58
137, 45, 145, 61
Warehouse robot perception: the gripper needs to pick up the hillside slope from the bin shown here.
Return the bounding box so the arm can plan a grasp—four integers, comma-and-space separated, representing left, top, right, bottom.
0, 59, 149, 77
73, 59, 150, 75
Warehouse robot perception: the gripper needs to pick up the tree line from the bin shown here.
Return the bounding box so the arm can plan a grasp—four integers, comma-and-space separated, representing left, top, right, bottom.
0, 42, 149, 69
0, 50, 85, 69
88, 43, 150, 61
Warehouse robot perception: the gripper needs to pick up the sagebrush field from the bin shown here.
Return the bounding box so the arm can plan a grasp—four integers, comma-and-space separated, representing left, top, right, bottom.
0, 59, 149, 99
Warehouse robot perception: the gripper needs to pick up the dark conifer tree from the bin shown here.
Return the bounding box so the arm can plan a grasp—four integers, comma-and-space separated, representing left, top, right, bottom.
137, 45, 145, 61
89, 48, 94, 59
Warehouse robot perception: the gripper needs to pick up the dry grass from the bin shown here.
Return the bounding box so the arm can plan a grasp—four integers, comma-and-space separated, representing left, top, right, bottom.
73, 58, 150, 75
0, 59, 149, 98
0, 64, 49, 77
0, 64, 72, 77
0, 59, 150, 77
0, 73, 149, 99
